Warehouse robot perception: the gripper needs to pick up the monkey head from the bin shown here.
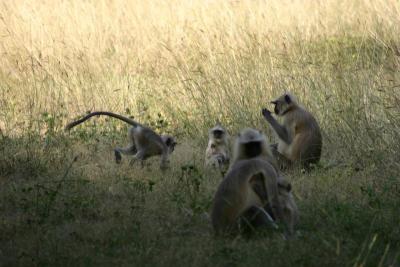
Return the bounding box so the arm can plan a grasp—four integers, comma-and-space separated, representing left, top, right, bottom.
271, 93, 297, 116
209, 124, 227, 142
277, 177, 299, 234
236, 128, 269, 159
162, 135, 177, 153
213, 129, 225, 139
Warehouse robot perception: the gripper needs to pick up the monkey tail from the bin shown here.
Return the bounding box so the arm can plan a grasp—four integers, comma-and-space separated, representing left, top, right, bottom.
65, 111, 140, 131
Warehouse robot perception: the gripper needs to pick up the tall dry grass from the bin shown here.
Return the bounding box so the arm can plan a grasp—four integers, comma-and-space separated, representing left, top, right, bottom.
1, 0, 399, 164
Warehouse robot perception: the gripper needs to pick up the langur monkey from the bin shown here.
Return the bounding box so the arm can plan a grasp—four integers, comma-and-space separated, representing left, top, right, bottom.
229, 128, 278, 219
205, 123, 230, 172
275, 176, 299, 236
212, 128, 299, 236
65, 111, 177, 170
262, 93, 322, 170
211, 158, 298, 236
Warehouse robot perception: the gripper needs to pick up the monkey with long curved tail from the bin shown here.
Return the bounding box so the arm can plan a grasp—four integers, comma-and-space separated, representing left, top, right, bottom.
65, 111, 176, 170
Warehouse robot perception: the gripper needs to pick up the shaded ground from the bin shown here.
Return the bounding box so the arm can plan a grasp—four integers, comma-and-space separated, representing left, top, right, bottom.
0, 132, 398, 266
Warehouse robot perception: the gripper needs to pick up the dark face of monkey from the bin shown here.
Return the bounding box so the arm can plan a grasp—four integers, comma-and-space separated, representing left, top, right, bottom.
273, 104, 280, 115
213, 129, 224, 139
163, 136, 177, 153
272, 94, 292, 116
243, 141, 263, 158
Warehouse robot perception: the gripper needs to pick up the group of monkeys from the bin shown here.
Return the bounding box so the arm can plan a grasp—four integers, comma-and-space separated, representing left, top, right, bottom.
65, 92, 322, 238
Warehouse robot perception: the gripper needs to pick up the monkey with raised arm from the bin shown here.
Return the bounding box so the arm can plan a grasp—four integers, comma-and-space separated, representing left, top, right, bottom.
65, 111, 176, 170
205, 123, 230, 172
262, 93, 322, 170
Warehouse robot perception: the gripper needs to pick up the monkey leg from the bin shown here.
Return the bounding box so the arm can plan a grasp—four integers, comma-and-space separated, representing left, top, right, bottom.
114, 145, 137, 164
216, 154, 230, 168
270, 145, 292, 170
239, 206, 279, 234
209, 154, 224, 169
245, 175, 279, 233
131, 150, 146, 167
270, 143, 278, 151
159, 150, 169, 171
250, 175, 279, 225
217, 155, 230, 178
251, 173, 268, 200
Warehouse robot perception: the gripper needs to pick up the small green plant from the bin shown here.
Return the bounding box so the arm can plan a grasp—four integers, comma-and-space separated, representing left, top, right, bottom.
170, 164, 211, 214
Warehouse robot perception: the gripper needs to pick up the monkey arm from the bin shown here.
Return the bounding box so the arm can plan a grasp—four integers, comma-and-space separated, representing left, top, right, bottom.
240, 206, 279, 232
271, 146, 293, 170
266, 117, 291, 144
262, 108, 291, 144
159, 144, 169, 171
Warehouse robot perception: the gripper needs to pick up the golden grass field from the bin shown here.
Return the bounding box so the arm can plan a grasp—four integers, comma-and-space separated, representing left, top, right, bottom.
0, 0, 399, 266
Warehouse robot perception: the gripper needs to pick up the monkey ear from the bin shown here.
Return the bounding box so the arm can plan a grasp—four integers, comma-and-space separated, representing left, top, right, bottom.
284, 94, 291, 104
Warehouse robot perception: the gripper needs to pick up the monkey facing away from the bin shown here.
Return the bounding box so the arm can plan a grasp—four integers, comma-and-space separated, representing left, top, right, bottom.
65, 111, 176, 170
211, 158, 298, 236
262, 93, 322, 170
205, 123, 230, 172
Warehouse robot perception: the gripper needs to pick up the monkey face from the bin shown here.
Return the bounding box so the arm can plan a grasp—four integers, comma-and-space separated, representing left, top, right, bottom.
271, 94, 293, 116
272, 103, 280, 115
163, 136, 177, 153
237, 128, 266, 158
213, 129, 225, 139
243, 141, 263, 158
278, 179, 292, 193
277, 179, 299, 229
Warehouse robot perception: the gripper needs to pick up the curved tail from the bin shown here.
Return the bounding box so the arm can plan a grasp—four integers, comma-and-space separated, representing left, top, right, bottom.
65, 111, 140, 131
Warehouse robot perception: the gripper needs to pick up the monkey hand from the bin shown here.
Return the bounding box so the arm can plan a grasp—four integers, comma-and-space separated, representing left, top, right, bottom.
262, 108, 273, 121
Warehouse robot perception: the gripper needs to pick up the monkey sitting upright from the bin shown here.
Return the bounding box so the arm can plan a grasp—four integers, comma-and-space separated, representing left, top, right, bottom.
262, 93, 322, 170
205, 123, 230, 172
211, 158, 299, 236
65, 111, 177, 170
211, 128, 299, 236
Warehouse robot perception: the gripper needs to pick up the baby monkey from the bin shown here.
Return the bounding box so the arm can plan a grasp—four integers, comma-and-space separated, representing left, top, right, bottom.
205, 123, 230, 173
65, 111, 176, 170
